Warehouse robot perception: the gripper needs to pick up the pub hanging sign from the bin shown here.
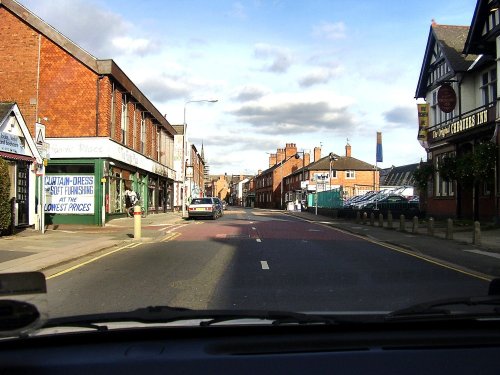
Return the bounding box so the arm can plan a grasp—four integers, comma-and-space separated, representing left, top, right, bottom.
437, 83, 457, 113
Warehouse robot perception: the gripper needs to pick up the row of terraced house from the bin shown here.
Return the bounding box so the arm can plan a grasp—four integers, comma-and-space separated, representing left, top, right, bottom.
0, 0, 206, 229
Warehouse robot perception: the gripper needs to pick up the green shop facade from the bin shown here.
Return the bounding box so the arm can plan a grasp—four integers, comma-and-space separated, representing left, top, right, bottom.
43, 137, 175, 225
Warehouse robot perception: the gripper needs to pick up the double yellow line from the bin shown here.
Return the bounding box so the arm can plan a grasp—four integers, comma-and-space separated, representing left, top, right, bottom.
161, 232, 181, 242
46, 242, 142, 280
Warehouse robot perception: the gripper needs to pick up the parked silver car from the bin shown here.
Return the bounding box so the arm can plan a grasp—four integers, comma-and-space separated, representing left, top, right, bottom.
188, 197, 222, 220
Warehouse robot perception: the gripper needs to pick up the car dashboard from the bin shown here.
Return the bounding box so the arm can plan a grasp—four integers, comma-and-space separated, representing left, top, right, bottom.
1, 319, 500, 374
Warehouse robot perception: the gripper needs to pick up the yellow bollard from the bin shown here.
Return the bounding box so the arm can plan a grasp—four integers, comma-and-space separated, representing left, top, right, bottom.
134, 205, 141, 239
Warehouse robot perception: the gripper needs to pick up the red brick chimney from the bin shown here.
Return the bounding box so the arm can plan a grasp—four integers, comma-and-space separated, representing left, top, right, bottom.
285, 143, 298, 159
276, 148, 285, 163
345, 143, 352, 157
269, 153, 277, 167
314, 146, 321, 162
304, 152, 311, 166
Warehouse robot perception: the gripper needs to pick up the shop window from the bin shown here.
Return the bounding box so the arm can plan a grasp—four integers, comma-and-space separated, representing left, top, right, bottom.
148, 183, 156, 210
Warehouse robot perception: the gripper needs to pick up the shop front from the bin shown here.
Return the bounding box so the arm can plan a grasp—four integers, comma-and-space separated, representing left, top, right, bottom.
45, 138, 175, 225
0, 103, 42, 231
427, 105, 497, 220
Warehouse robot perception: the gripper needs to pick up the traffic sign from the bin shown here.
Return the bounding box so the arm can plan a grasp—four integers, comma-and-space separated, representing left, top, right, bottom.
35, 123, 45, 145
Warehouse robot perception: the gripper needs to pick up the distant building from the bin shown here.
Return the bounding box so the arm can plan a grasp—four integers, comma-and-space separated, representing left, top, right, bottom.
283, 143, 379, 202
255, 143, 310, 209
380, 163, 419, 188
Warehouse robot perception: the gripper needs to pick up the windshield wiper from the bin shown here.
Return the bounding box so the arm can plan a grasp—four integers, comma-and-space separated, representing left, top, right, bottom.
387, 295, 500, 320
43, 306, 337, 330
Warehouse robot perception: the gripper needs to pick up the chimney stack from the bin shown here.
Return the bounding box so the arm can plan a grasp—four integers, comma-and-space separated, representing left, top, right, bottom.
276, 148, 285, 163
269, 153, 277, 168
285, 143, 298, 159
304, 152, 311, 166
314, 146, 322, 162
345, 142, 352, 157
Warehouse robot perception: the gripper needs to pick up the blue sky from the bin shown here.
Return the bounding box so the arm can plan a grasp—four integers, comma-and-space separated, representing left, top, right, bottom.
18, 0, 477, 175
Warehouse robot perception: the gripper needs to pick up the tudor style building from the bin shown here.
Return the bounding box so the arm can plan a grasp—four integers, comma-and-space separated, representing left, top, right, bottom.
415, 4, 500, 220
0, 0, 180, 225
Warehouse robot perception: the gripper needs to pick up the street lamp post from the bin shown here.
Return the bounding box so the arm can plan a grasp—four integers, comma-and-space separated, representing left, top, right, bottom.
181, 99, 218, 218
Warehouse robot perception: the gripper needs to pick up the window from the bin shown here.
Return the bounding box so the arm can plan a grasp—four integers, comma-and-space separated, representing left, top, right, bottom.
120, 93, 128, 144
434, 152, 455, 197
345, 170, 355, 179
480, 68, 497, 106
141, 113, 146, 154
330, 170, 337, 178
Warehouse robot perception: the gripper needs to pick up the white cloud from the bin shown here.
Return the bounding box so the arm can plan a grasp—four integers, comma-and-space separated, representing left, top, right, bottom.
230, 92, 357, 135
254, 43, 293, 73
19, 0, 158, 59
312, 21, 346, 40
298, 65, 344, 87
233, 85, 269, 102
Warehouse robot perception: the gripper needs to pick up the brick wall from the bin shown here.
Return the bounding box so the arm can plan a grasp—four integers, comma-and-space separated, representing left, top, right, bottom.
0, 8, 40, 135
0, 6, 165, 165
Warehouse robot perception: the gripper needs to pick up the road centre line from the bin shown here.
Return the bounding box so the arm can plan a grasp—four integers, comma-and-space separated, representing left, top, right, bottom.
46, 242, 141, 280
261, 261, 270, 270
291, 216, 492, 282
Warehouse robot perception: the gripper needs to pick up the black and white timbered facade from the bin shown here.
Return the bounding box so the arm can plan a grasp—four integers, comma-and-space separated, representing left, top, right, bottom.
415, 2, 500, 221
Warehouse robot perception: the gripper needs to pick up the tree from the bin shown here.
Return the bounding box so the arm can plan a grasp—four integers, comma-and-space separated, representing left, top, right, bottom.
0, 158, 11, 234
412, 162, 434, 191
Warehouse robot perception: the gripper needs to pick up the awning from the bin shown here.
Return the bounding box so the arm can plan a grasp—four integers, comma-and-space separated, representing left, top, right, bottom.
0, 151, 36, 162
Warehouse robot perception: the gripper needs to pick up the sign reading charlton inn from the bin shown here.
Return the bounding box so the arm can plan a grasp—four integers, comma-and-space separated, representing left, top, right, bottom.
44, 175, 95, 214
430, 107, 492, 142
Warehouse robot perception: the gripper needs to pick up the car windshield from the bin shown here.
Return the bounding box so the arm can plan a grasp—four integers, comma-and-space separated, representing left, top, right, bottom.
1, 0, 499, 334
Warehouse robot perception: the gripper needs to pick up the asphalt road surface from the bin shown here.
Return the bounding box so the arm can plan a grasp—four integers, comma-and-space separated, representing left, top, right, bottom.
47, 208, 487, 317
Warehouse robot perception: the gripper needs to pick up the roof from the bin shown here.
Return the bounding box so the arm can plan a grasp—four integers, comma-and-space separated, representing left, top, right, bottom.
463, 0, 498, 55
0, 0, 177, 136
380, 163, 419, 187
0, 102, 15, 122
415, 24, 477, 98
0, 102, 42, 163
172, 125, 185, 135
291, 153, 376, 175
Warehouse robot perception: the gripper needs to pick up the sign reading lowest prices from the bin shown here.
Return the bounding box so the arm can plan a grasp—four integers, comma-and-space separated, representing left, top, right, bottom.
44, 175, 95, 214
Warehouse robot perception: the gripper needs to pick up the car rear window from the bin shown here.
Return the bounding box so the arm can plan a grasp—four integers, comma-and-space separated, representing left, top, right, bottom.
191, 198, 212, 205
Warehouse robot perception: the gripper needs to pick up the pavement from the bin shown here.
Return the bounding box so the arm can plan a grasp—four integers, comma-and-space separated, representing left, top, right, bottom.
1, 208, 500, 280
0, 212, 186, 274
285, 210, 500, 281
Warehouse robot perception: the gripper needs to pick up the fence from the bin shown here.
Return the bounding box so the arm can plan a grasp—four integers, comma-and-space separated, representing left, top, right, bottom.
307, 188, 344, 209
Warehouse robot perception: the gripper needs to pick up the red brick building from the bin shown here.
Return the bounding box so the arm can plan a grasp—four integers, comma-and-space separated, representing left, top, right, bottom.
255, 143, 310, 209
0, 0, 178, 225
283, 143, 380, 204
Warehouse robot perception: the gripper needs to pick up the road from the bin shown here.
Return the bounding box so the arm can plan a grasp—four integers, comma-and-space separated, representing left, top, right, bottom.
47, 208, 487, 317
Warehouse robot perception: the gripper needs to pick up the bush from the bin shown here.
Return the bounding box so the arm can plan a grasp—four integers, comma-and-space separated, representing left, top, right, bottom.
0, 158, 11, 233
